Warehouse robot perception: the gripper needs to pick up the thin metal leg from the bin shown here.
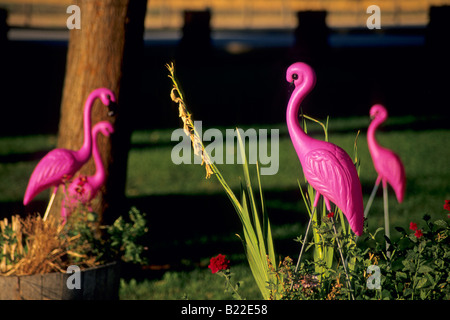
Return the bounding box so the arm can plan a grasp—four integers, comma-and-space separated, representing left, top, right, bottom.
383, 183, 391, 259
331, 217, 355, 300
294, 211, 314, 273
43, 187, 57, 221
364, 180, 380, 218
291, 207, 316, 290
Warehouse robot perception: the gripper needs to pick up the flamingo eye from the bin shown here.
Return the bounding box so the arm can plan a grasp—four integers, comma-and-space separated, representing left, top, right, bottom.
292, 73, 299, 80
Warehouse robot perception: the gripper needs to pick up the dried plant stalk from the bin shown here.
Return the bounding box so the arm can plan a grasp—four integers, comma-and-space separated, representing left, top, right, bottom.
166, 62, 214, 178
0, 215, 24, 274
0, 214, 97, 276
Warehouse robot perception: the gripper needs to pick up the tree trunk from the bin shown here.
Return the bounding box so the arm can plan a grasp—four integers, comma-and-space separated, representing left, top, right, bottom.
51, 0, 147, 224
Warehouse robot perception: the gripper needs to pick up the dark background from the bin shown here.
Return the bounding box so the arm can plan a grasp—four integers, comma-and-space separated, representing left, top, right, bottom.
0, 8, 449, 137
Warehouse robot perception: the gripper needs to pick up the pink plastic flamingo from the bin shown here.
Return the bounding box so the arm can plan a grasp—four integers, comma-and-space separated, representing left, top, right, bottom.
366, 104, 406, 257
286, 62, 364, 236
286, 63, 363, 296
23, 88, 116, 219
61, 121, 114, 222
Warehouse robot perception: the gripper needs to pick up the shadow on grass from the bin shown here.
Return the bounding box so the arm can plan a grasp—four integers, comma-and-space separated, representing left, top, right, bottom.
120, 188, 309, 280
0, 188, 307, 281
120, 179, 421, 281
0, 177, 442, 282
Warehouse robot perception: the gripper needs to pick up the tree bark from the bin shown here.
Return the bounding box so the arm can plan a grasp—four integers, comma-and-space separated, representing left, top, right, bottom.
52, 0, 147, 224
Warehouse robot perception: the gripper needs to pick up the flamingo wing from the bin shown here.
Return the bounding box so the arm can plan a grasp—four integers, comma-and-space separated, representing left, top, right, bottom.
376, 147, 406, 203
303, 146, 363, 235
24, 149, 80, 205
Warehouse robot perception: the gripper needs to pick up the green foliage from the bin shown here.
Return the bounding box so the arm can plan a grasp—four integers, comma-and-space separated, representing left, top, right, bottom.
65, 205, 149, 266
215, 268, 243, 300
167, 63, 278, 300
233, 131, 278, 300
269, 213, 450, 300
203, 129, 278, 300
107, 207, 149, 264
383, 216, 450, 300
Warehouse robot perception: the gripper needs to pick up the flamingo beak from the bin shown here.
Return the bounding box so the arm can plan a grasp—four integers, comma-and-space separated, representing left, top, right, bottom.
107, 101, 118, 117
288, 79, 296, 94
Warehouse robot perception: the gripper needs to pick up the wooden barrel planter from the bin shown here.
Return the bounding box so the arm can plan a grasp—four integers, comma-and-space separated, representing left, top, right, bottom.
0, 262, 120, 300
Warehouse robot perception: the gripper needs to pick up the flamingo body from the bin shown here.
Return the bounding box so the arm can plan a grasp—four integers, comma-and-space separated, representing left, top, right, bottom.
62, 121, 114, 221
23, 88, 116, 206
23, 149, 82, 205
286, 62, 364, 236
368, 104, 406, 203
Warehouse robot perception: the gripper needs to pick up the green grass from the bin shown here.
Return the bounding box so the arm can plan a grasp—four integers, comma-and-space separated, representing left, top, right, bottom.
1, 116, 449, 299
120, 263, 262, 300
125, 118, 450, 225
0, 134, 57, 203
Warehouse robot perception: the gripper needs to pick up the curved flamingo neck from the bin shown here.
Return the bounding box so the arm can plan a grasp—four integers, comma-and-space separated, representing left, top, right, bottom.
286, 82, 316, 152
77, 92, 100, 163
90, 127, 106, 189
367, 116, 384, 151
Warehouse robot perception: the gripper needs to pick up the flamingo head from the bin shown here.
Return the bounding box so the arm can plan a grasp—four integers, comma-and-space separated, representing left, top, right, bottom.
95, 121, 115, 137
93, 88, 118, 116
286, 62, 316, 91
94, 88, 116, 105
370, 104, 388, 122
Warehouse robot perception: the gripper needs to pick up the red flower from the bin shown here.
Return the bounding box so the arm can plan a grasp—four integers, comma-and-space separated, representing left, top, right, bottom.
444, 200, 450, 212
208, 254, 230, 274
327, 212, 334, 218
414, 229, 423, 239
409, 222, 418, 231
75, 186, 85, 195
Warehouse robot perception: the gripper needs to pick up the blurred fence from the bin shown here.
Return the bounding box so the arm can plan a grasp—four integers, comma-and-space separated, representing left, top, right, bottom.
1, 0, 450, 29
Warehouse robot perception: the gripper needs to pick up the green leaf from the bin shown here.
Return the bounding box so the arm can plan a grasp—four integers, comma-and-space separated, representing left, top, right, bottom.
420, 289, 428, 300
402, 259, 415, 271
373, 227, 385, 237
381, 289, 392, 299
398, 237, 412, 251
418, 265, 433, 274
418, 240, 427, 252
425, 272, 436, 287
416, 277, 428, 289
224, 129, 278, 300
422, 214, 431, 222
433, 219, 448, 229
87, 212, 97, 222
403, 288, 413, 297
392, 259, 405, 271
